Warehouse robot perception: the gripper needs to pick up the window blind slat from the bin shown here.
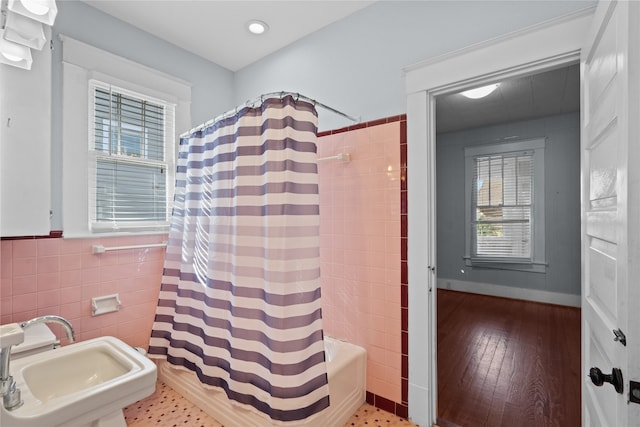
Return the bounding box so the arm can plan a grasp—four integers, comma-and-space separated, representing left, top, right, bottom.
472, 152, 533, 259
90, 82, 174, 231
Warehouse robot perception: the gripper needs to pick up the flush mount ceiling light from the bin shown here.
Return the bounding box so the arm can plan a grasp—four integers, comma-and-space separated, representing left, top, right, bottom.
7, 0, 58, 25
461, 83, 500, 99
0, 30, 33, 69
246, 20, 269, 35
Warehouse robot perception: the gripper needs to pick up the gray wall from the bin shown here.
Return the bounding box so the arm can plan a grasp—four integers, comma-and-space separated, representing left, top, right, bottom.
436, 112, 581, 296
50, 1, 234, 230
234, 1, 595, 132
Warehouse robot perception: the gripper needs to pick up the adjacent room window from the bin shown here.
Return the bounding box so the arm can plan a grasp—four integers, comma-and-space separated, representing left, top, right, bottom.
89, 81, 175, 232
464, 138, 546, 272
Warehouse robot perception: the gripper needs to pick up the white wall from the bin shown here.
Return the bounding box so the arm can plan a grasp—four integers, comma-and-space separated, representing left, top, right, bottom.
234, 0, 595, 131
45, 1, 596, 232
436, 112, 581, 297
49, 1, 235, 230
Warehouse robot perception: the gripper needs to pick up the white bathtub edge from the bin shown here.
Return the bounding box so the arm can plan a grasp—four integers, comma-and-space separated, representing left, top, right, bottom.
155, 338, 366, 427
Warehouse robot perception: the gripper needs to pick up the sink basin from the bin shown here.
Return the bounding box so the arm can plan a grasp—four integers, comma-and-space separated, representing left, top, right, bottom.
23, 343, 132, 402
1, 336, 156, 427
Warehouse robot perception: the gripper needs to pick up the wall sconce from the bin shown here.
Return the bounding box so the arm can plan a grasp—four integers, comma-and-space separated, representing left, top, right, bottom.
0, 0, 56, 70
7, 0, 57, 25
0, 28, 32, 69
4, 10, 45, 49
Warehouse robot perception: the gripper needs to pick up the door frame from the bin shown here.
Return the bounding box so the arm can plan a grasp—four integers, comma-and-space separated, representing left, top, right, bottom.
403, 8, 595, 426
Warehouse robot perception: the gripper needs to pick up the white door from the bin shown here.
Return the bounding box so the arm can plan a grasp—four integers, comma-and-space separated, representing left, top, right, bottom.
581, 1, 640, 425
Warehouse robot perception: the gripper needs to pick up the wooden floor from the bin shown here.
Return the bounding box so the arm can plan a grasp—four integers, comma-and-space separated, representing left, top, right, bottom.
436, 289, 581, 427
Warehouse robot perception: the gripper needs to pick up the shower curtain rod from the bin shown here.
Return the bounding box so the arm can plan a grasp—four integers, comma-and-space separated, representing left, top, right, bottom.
181, 91, 360, 137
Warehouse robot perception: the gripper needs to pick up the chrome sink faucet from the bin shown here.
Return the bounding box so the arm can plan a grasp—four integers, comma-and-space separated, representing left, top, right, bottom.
1, 315, 75, 410
19, 315, 76, 343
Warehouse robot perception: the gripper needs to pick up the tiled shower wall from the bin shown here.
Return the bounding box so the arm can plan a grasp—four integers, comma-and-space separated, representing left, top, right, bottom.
318, 118, 405, 407
0, 114, 409, 417
0, 235, 166, 347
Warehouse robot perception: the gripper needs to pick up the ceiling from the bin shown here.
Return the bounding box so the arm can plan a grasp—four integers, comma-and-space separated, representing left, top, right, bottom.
81, 1, 579, 132
436, 63, 580, 133
82, 1, 375, 71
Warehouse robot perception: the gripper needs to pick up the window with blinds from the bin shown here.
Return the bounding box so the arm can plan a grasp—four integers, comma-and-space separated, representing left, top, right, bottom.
88, 81, 175, 232
464, 138, 546, 270
472, 152, 533, 260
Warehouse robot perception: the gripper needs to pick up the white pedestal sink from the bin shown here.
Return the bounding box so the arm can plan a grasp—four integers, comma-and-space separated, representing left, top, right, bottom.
0, 336, 157, 427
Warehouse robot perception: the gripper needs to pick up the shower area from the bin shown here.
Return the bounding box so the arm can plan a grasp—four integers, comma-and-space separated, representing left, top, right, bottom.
148, 93, 405, 425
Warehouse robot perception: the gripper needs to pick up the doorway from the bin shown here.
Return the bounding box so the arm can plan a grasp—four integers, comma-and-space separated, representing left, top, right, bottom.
404, 9, 593, 425
433, 65, 582, 426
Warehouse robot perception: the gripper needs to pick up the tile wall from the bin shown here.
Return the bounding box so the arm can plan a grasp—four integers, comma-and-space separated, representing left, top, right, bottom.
317, 116, 407, 415
0, 114, 410, 417
0, 234, 166, 347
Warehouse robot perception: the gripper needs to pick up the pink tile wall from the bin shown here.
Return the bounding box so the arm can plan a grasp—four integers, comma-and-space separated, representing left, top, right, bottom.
0, 235, 166, 348
0, 119, 405, 410
318, 121, 402, 403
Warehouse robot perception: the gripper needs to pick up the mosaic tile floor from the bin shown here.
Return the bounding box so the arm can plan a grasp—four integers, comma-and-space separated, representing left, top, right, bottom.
124, 381, 419, 427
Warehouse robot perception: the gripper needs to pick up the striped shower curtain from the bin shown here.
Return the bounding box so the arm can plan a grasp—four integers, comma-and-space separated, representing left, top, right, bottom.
149, 95, 329, 422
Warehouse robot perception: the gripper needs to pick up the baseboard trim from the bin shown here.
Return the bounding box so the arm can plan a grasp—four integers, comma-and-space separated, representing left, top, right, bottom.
437, 278, 581, 307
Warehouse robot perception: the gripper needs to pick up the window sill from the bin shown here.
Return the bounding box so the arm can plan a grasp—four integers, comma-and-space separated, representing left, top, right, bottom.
464, 258, 547, 273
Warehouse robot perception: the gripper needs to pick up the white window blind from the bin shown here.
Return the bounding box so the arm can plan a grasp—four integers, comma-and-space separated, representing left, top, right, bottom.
88, 81, 175, 232
464, 138, 546, 271
472, 152, 533, 260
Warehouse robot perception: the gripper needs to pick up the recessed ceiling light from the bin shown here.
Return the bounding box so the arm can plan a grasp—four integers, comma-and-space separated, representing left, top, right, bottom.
461, 83, 500, 99
247, 20, 269, 35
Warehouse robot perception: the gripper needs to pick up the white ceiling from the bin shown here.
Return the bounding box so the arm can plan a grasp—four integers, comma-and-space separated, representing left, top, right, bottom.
436, 63, 580, 133
81, 1, 579, 132
82, 0, 375, 71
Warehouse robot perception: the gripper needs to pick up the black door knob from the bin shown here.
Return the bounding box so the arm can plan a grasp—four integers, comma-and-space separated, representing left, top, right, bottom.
589, 367, 624, 394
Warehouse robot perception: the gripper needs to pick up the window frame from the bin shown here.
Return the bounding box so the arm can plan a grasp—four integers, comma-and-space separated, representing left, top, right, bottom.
88, 80, 175, 233
61, 35, 191, 238
464, 138, 546, 273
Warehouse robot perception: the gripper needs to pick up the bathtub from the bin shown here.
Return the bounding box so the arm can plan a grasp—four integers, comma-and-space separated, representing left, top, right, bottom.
155, 336, 366, 427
